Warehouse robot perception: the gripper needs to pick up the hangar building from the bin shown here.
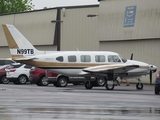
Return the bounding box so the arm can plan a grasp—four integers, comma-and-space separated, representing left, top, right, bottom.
0, 0, 159, 83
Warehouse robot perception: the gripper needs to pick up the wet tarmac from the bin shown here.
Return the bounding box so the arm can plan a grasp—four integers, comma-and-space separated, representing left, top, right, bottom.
0, 83, 160, 120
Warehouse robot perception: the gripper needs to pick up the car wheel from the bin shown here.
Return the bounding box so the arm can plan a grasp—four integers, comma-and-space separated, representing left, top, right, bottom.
1, 75, 9, 84
39, 76, 49, 86
57, 77, 68, 87
85, 81, 93, 89
155, 85, 159, 95
18, 75, 28, 84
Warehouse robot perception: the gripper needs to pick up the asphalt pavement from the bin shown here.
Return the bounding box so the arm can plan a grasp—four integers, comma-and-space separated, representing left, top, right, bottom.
0, 83, 160, 120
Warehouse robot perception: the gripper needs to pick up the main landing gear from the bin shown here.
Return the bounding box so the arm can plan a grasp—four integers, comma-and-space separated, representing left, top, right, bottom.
84, 74, 115, 90
136, 78, 143, 90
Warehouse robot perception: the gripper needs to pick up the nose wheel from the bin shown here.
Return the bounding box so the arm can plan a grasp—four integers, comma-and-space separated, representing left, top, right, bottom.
136, 79, 143, 89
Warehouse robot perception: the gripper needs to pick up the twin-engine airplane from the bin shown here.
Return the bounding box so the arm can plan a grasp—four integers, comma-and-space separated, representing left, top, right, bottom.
2, 24, 157, 90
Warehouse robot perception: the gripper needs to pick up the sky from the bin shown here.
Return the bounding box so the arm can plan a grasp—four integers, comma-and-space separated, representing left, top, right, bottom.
32, 0, 99, 9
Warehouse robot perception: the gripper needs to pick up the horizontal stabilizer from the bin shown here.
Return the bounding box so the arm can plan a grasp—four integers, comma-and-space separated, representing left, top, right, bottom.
14, 57, 36, 61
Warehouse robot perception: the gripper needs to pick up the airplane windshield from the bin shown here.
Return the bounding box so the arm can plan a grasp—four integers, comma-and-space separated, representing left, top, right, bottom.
119, 55, 127, 63
108, 55, 121, 62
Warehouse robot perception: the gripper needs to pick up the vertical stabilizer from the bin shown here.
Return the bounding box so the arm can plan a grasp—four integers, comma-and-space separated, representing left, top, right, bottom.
2, 24, 39, 60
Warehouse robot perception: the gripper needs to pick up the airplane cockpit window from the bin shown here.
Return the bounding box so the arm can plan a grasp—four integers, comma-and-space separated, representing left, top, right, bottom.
95, 55, 105, 62
56, 56, 64, 62
119, 55, 127, 63
81, 55, 91, 62
108, 55, 121, 62
68, 55, 76, 62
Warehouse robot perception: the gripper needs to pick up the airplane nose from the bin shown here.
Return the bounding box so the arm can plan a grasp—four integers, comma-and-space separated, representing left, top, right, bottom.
150, 65, 157, 73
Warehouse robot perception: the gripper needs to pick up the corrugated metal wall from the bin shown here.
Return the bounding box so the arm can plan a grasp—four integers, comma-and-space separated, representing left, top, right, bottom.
0, 9, 58, 57
0, 10, 57, 46
14, 9, 57, 45
0, 15, 15, 46
60, 7, 99, 51
99, 39, 160, 83
98, 0, 160, 83
98, 0, 160, 41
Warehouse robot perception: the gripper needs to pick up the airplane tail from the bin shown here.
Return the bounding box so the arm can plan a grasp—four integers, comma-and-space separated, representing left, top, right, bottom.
2, 24, 40, 60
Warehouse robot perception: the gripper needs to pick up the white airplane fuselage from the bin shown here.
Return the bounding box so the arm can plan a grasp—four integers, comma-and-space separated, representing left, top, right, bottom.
19, 51, 156, 78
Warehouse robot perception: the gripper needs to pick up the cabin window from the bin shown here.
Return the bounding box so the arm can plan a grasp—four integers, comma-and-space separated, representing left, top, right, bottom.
108, 55, 121, 62
56, 56, 64, 62
95, 55, 105, 62
68, 55, 76, 62
81, 55, 91, 62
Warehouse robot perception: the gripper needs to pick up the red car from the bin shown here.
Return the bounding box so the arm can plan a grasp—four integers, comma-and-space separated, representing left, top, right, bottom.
29, 67, 58, 86
0, 65, 10, 84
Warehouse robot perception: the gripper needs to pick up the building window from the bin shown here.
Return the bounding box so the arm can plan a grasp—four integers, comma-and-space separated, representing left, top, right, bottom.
81, 55, 91, 62
68, 55, 76, 62
95, 55, 105, 62
108, 55, 121, 62
56, 56, 64, 62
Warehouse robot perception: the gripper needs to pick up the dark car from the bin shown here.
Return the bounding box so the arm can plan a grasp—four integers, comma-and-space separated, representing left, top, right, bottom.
0, 65, 10, 84
29, 67, 58, 86
155, 78, 160, 95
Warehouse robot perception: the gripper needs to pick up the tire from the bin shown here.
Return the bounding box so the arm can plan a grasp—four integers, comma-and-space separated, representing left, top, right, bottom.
85, 81, 93, 89
18, 75, 28, 84
96, 77, 106, 86
105, 81, 114, 90
39, 76, 49, 86
136, 83, 143, 89
57, 77, 68, 87
155, 86, 159, 95
1, 75, 9, 84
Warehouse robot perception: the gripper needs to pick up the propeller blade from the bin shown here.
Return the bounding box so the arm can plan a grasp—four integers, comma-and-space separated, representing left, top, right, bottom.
130, 53, 133, 60
150, 70, 152, 84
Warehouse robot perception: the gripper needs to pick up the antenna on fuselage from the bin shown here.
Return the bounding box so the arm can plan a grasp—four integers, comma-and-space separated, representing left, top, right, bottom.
74, 46, 79, 51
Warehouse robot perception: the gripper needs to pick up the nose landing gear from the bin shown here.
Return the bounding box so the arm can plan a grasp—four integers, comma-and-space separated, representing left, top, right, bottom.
136, 79, 143, 89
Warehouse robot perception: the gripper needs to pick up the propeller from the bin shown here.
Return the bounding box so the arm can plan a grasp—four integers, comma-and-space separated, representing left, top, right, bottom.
150, 70, 152, 84
130, 53, 133, 60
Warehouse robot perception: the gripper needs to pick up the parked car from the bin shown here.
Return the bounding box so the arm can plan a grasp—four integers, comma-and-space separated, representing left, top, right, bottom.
47, 74, 87, 87
155, 78, 160, 95
0, 65, 10, 84
6, 63, 32, 84
0, 58, 15, 67
29, 67, 57, 86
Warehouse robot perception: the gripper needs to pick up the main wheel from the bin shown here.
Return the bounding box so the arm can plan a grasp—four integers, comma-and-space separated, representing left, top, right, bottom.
57, 77, 68, 87
85, 81, 93, 89
1, 75, 9, 84
18, 75, 28, 84
136, 83, 143, 89
39, 76, 49, 86
155, 86, 159, 95
95, 77, 106, 86
105, 81, 114, 90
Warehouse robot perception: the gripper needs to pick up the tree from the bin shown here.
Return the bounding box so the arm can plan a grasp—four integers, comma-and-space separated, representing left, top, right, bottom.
0, 0, 34, 14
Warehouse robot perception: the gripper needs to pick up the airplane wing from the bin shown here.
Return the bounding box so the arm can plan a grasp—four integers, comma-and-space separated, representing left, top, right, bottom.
83, 64, 139, 74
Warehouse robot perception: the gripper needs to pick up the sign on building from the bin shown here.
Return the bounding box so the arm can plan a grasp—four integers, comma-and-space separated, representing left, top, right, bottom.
124, 6, 137, 27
